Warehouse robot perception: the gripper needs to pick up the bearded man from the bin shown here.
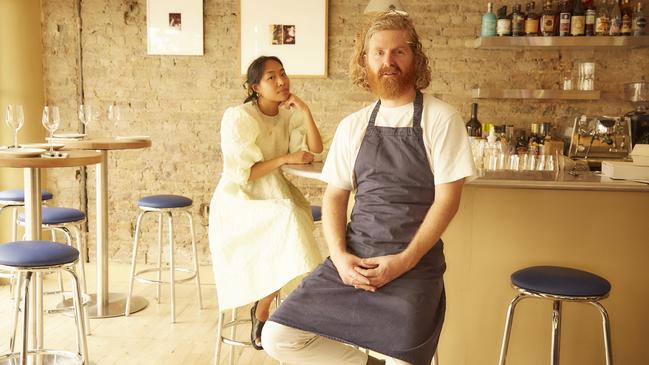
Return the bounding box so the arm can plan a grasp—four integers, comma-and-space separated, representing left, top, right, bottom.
262, 11, 476, 365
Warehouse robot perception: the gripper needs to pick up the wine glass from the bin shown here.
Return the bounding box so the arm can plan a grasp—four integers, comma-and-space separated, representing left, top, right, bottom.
5, 105, 25, 149
108, 103, 120, 134
79, 104, 94, 134
42, 106, 61, 156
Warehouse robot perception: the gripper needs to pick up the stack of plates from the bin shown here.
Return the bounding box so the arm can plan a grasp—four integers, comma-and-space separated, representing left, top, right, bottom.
47, 133, 87, 142
21, 143, 65, 150
0, 147, 46, 158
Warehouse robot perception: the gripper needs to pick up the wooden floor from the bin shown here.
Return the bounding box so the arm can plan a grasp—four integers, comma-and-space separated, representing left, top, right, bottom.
0, 263, 281, 365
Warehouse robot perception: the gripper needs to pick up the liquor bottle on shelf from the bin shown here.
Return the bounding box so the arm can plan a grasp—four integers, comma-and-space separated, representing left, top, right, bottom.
497, 6, 512, 36
585, 0, 597, 35
595, 0, 611, 35
559, 0, 573, 36
541, 0, 558, 35
512, 4, 526, 36
526, 1, 541, 35
482, 2, 498, 36
633, 2, 647, 36
620, 0, 633, 35
571, 0, 586, 35
609, 0, 622, 35
466, 103, 483, 138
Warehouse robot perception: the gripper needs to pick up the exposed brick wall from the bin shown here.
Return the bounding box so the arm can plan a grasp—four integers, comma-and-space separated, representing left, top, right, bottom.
40, 0, 649, 264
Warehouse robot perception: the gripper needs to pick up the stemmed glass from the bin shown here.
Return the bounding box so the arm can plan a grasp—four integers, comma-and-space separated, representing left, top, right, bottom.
5, 105, 25, 149
108, 103, 120, 134
79, 104, 94, 134
42, 106, 61, 156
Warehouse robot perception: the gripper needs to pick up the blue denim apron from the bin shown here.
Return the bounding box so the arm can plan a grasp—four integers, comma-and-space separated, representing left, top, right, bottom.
271, 92, 446, 365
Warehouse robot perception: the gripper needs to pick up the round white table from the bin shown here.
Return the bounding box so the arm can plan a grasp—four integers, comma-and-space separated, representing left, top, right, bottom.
280, 162, 324, 180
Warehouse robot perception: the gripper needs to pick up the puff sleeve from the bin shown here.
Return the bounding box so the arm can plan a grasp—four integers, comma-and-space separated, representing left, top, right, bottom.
288, 109, 308, 153
220, 107, 263, 185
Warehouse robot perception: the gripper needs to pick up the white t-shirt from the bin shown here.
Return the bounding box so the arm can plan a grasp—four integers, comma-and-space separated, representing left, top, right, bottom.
322, 94, 477, 191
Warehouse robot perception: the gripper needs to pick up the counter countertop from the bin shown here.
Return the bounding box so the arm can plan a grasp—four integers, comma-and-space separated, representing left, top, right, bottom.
282, 163, 649, 192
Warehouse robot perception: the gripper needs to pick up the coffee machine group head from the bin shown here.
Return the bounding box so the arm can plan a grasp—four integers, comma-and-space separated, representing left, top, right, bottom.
624, 82, 649, 146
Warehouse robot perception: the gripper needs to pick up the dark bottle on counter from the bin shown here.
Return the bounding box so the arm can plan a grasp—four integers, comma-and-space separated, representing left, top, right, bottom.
595, 0, 611, 34
585, 0, 597, 35
512, 4, 526, 36
571, 0, 586, 35
633, 2, 647, 36
610, 0, 622, 35
559, 0, 573, 36
497, 6, 513, 36
526, 2, 541, 35
620, 0, 633, 35
541, 0, 558, 35
466, 103, 483, 138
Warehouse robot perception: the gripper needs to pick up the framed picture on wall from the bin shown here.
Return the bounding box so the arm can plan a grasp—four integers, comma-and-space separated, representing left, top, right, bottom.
147, 0, 204, 55
240, 0, 328, 78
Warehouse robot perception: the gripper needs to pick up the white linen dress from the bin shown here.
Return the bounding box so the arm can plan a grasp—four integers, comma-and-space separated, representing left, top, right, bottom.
209, 101, 323, 311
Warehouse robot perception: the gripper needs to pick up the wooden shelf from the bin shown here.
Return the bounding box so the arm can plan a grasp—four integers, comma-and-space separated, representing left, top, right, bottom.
471, 88, 601, 100
472, 36, 649, 49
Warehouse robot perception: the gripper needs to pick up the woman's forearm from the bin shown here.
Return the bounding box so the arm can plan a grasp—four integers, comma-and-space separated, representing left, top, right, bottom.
248, 155, 287, 181
302, 108, 323, 153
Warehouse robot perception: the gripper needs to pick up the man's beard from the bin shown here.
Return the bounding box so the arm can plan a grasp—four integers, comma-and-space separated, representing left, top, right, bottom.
367, 64, 415, 99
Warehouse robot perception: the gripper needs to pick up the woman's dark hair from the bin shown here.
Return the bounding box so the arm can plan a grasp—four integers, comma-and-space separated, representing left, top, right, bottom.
243, 56, 283, 103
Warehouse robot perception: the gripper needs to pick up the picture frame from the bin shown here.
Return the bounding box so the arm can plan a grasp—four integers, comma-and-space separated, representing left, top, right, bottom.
147, 0, 204, 56
240, 0, 328, 78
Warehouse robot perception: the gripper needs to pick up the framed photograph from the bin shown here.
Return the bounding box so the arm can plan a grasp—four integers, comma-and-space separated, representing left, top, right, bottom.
147, 0, 204, 56
240, 0, 328, 78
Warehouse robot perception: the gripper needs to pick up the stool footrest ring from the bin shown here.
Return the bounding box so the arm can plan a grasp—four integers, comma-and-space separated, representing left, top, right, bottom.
0, 348, 83, 365
134, 267, 197, 285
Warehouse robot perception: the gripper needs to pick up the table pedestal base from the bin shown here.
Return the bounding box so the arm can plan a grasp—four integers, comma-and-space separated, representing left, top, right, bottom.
57, 293, 148, 319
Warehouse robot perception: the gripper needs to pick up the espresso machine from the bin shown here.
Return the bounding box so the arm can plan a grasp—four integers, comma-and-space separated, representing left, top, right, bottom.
624, 82, 649, 147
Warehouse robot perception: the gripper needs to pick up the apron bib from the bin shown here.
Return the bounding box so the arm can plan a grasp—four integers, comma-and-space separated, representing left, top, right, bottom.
271, 92, 446, 365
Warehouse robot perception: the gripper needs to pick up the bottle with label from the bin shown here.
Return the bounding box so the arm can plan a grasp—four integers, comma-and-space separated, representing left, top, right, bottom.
512, 4, 526, 36
620, 0, 633, 35
559, 0, 573, 36
595, 0, 611, 34
633, 2, 647, 35
541, 0, 558, 35
482, 2, 498, 36
609, 0, 622, 35
526, 2, 541, 35
571, 0, 586, 35
497, 6, 512, 36
585, 0, 597, 35
466, 103, 483, 138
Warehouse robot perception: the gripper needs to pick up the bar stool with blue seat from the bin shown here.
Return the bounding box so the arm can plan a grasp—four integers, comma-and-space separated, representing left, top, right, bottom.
0, 189, 54, 242
125, 194, 203, 323
0, 240, 88, 365
498, 265, 613, 365
17, 207, 88, 296
310, 205, 322, 222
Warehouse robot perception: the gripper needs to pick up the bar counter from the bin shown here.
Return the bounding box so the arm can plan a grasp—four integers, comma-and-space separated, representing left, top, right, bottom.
470, 171, 649, 192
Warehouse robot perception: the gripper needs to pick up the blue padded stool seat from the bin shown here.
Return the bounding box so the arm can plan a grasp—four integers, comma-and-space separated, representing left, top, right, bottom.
310, 205, 322, 222
0, 240, 79, 267
512, 266, 611, 298
0, 189, 53, 202
138, 195, 192, 209
18, 207, 86, 225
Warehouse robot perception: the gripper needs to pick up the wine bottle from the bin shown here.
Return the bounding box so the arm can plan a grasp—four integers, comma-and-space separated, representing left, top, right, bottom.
482, 2, 498, 36
571, 0, 586, 35
526, 2, 541, 35
633, 2, 647, 36
559, 0, 573, 36
466, 103, 483, 138
497, 6, 512, 36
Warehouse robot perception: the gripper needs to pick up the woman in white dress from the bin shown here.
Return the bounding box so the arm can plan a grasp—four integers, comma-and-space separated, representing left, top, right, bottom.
209, 56, 324, 349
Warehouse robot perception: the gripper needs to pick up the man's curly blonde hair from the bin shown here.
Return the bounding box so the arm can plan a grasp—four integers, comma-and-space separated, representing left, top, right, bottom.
349, 11, 431, 92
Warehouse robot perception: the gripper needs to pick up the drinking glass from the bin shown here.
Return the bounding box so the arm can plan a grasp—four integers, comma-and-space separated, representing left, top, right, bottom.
576, 62, 596, 91
42, 106, 61, 156
79, 104, 94, 134
5, 105, 24, 149
108, 103, 121, 134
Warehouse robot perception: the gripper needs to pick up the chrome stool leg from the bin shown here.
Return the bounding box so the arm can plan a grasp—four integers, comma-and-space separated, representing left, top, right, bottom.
66, 266, 89, 363
432, 350, 439, 365
185, 211, 203, 309
551, 300, 562, 365
125, 211, 146, 316
229, 308, 236, 365
156, 212, 163, 304
591, 301, 614, 365
167, 211, 176, 323
20, 271, 33, 365
214, 310, 225, 365
498, 294, 525, 365
9, 272, 23, 352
